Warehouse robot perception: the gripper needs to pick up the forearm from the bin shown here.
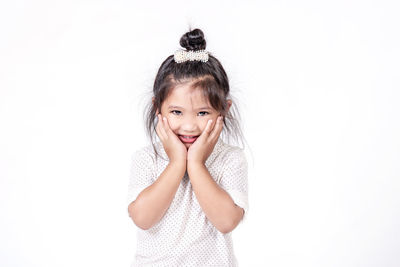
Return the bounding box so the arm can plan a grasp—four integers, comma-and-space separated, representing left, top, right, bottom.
187, 163, 243, 234
128, 161, 186, 230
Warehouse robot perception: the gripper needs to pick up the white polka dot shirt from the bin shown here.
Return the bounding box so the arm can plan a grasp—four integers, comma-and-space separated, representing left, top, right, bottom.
126, 138, 249, 267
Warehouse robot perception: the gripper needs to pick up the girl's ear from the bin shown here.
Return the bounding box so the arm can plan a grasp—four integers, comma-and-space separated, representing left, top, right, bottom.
221, 99, 232, 118
226, 99, 232, 112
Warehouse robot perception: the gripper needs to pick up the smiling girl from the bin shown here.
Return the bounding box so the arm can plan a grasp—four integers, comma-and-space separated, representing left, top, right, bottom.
127, 28, 249, 267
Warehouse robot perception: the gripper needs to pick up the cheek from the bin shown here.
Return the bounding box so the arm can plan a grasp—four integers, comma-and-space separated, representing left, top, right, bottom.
199, 121, 208, 131
165, 115, 179, 131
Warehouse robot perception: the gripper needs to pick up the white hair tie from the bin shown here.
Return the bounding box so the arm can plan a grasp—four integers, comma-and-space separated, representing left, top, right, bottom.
174, 49, 209, 63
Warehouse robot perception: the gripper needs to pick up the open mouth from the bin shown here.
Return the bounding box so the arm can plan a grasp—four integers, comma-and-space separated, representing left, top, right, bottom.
178, 135, 199, 143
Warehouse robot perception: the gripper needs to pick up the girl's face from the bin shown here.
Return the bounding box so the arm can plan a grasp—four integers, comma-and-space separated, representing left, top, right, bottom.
159, 83, 222, 149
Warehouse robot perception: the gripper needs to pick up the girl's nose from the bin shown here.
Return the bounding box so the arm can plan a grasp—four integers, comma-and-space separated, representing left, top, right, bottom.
181, 118, 198, 132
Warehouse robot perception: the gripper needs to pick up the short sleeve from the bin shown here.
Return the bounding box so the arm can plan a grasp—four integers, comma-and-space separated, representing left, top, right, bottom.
219, 148, 249, 223
126, 148, 156, 216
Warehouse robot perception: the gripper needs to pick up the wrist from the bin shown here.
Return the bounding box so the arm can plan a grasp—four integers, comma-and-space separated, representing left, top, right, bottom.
169, 160, 187, 171
187, 160, 205, 172
187, 155, 206, 166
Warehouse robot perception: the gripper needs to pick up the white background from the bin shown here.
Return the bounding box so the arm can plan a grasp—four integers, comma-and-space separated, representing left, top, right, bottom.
1, 0, 399, 266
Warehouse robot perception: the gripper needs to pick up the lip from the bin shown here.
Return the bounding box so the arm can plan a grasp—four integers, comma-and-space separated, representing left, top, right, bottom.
178, 135, 199, 143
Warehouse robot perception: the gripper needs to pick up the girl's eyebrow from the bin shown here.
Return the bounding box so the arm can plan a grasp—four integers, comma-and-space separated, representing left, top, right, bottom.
168, 105, 212, 110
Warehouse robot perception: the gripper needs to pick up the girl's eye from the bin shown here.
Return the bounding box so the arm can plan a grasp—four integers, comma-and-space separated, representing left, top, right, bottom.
198, 111, 209, 116
171, 110, 182, 115
171, 110, 209, 116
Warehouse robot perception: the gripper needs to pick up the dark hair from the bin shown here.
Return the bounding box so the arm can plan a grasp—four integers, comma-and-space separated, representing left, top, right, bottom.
144, 28, 245, 160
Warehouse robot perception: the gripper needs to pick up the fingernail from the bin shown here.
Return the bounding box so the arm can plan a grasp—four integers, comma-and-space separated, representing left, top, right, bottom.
163, 117, 166, 121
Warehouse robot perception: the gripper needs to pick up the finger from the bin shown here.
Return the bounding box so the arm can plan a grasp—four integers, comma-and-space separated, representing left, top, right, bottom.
209, 116, 224, 141
156, 114, 168, 140
155, 118, 164, 140
202, 119, 214, 136
208, 116, 220, 133
162, 116, 176, 139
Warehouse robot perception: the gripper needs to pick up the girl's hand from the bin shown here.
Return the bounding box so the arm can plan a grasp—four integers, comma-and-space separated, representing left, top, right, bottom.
187, 116, 223, 165
155, 114, 187, 164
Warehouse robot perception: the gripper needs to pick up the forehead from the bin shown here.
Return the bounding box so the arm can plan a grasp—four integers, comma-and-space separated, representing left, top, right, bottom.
163, 83, 211, 108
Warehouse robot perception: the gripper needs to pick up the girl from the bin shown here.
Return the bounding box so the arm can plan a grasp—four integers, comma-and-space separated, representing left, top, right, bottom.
127, 28, 249, 267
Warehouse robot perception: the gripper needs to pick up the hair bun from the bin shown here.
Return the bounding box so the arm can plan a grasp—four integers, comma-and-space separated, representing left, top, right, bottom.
179, 28, 206, 51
